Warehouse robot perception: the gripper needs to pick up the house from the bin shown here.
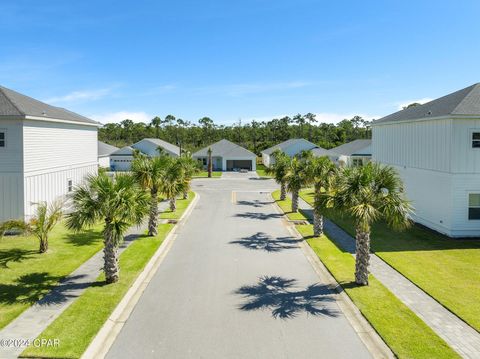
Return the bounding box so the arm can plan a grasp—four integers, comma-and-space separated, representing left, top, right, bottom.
310, 147, 340, 163
98, 141, 118, 169
372, 83, 480, 237
330, 139, 372, 166
0, 85, 99, 222
193, 139, 256, 171
261, 138, 319, 166
110, 138, 180, 171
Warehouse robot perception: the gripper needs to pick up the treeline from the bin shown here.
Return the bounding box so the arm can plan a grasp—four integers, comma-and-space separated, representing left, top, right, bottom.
99, 114, 372, 155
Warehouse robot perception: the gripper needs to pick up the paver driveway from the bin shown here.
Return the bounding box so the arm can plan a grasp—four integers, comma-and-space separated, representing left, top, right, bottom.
106, 173, 372, 359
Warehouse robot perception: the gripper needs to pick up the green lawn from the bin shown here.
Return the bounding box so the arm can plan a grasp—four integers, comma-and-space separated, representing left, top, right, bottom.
160, 192, 196, 220
0, 223, 103, 330
300, 189, 480, 332
296, 225, 459, 359
193, 171, 222, 178
21, 224, 174, 359
271, 190, 309, 221
22, 191, 196, 359
256, 164, 273, 178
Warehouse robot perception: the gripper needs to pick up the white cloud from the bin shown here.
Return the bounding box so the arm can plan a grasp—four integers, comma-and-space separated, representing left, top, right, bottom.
45, 88, 112, 104
396, 97, 433, 110
91, 111, 152, 124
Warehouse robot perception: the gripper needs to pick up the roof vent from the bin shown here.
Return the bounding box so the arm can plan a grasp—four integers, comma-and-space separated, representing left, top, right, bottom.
42, 111, 47, 116
427, 111, 432, 115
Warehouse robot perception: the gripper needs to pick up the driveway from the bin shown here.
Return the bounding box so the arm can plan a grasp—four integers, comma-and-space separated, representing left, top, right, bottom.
106, 177, 372, 358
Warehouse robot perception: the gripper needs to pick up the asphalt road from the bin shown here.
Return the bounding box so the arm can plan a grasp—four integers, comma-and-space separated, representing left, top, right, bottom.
106, 172, 372, 359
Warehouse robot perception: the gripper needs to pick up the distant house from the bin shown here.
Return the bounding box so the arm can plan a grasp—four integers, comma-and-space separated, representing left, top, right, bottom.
0, 85, 99, 222
330, 139, 372, 167
261, 138, 319, 166
110, 138, 180, 171
372, 83, 480, 237
193, 139, 256, 171
98, 141, 118, 169
310, 147, 340, 163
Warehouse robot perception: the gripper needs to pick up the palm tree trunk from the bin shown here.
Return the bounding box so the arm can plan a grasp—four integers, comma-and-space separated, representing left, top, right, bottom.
170, 197, 176, 212
292, 190, 299, 212
183, 190, 188, 200
355, 227, 371, 286
313, 184, 324, 236
280, 182, 286, 201
103, 226, 119, 284
148, 189, 158, 236
39, 236, 48, 253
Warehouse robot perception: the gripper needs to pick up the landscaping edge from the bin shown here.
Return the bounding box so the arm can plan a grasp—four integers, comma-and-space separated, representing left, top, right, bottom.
81, 192, 200, 359
269, 193, 395, 359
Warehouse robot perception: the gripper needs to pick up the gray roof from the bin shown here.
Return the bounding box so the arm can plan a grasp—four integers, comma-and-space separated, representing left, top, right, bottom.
374, 83, 480, 125
111, 146, 135, 156
193, 139, 256, 158
330, 139, 372, 156
133, 138, 180, 156
0, 85, 99, 125
98, 141, 119, 157
311, 147, 339, 158
261, 138, 318, 155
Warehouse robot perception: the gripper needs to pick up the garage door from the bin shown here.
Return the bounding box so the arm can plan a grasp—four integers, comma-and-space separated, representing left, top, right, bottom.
226, 160, 252, 171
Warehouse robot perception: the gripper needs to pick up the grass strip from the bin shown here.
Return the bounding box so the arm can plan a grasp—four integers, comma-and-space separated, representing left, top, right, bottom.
271, 190, 309, 221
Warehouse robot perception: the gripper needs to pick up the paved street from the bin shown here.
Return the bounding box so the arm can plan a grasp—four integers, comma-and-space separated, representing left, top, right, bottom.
106, 173, 372, 359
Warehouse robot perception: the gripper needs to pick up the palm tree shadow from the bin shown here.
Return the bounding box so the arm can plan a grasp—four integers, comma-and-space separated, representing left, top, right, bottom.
234, 276, 338, 319
234, 212, 283, 220
0, 248, 37, 268
237, 200, 272, 208
65, 228, 102, 247
230, 232, 303, 252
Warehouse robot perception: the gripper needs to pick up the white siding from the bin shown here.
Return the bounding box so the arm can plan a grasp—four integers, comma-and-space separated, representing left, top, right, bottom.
98, 156, 111, 168
0, 118, 23, 173
23, 164, 97, 219
0, 173, 24, 221
450, 174, 480, 236
23, 120, 98, 173
262, 153, 271, 167
373, 119, 452, 173
451, 119, 480, 173
111, 156, 133, 171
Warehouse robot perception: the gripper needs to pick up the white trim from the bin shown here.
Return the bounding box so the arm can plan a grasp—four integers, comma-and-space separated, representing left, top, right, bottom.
372, 114, 480, 127
24, 115, 100, 127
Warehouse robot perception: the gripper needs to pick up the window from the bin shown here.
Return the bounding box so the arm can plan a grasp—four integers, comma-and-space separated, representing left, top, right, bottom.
352, 158, 363, 167
468, 194, 480, 220
0, 131, 5, 148
472, 132, 480, 148
67, 179, 73, 192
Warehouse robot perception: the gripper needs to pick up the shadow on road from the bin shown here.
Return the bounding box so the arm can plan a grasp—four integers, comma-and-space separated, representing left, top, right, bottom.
234, 212, 283, 220
234, 276, 338, 319
236, 200, 272, 208
230, 232, 302, 252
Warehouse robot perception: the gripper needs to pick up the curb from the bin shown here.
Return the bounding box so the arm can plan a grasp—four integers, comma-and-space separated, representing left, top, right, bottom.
81, 192, 200, 359
269, 194, 394, 359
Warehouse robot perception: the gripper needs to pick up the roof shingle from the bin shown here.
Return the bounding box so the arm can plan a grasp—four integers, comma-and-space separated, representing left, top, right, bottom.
193, 139, 256, 158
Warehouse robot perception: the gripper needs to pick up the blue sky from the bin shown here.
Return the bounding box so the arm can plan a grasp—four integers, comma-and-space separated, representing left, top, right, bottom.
1, 0, 479, 125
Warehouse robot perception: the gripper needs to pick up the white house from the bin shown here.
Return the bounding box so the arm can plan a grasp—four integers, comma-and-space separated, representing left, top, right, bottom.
0, 85, 99, 222
110, 138, 180, 171
372, 83, 480, 237
330, 139, 372, 167
261, 138, 319, 166
98, 141, 118, 169
193, 139, 256, 171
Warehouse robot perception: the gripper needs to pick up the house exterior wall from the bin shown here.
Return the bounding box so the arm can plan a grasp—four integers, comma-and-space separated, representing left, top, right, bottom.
0, 118, 24, 221
262, 141, 316, 167
373, 117, 480, 237
21, 120, 98, 219
131, 140, 178, 157
98, 156, 111, 168
110, 155, 133, 171
262, 153, 271, 167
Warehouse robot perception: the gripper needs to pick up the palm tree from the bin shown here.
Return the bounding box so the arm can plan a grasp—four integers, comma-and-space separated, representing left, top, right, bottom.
131, 155, 169, 236
160, 158, 185, 212
284, 156, 308, 212
29, 201, 63, 253
327, 162, 412, 285
207, 147, 213, 178
66, 173, 148, 284
178, 154, 200, 199
265, 150, 290, 200
304, 155, 337, 236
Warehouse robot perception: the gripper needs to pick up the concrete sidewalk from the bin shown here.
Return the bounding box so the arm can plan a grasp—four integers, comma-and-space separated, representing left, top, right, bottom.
0, 201, 169, 359
297, 196, 480, 359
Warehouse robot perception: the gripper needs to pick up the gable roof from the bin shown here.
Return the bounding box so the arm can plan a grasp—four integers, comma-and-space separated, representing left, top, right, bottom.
193, 139, 256, 158
111, 146, 135, 156
261, 138, 318, 155
311, 147, 339, 158
132, 138, 180, 156
374, 83, 480, 125
330, 139, 372, 156
0, 85, 99, 126
98, 141, 119, 157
